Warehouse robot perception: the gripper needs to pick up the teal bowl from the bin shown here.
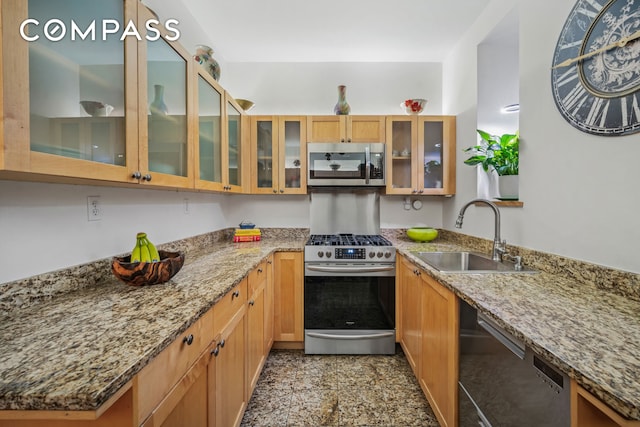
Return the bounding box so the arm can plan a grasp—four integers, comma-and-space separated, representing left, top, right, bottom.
406, 227, 438, 242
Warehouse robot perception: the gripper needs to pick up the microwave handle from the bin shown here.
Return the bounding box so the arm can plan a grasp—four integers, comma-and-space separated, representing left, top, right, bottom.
365, 145, 371, 184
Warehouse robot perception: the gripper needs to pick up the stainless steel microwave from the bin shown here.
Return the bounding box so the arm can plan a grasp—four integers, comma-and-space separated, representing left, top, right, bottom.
307, 142, 385, 186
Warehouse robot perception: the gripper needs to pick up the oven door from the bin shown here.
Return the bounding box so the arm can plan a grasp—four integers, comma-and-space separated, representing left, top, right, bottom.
307, 142, 385, 186
304, 263, 395, 354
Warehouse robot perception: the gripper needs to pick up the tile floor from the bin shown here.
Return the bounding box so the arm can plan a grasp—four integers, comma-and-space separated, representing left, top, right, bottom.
240, 347, 440, 426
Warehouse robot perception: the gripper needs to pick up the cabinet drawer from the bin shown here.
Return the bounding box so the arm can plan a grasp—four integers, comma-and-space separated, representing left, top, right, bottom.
248, 261, 267, 296
214, 279, 248, 333
136, 308, 214, 425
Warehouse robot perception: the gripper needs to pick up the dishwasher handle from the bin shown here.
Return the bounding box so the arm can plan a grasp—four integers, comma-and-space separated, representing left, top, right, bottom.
477, 312, 525, 359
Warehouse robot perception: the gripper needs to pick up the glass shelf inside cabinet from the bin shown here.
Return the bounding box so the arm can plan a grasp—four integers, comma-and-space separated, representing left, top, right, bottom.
146, 38, 187, 177
423, 121, 444, 189
28, 0, 125, 165
198, 76, 222, 183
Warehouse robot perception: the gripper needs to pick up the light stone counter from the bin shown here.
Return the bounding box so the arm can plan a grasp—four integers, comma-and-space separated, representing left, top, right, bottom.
0, 229, 306, 412
1, 228, 639, 422
385, 229, 640, 421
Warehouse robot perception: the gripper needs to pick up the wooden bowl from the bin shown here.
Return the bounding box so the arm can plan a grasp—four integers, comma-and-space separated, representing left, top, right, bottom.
112, 250, 185, 286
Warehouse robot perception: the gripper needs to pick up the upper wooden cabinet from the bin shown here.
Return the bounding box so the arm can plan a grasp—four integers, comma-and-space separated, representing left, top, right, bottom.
250, 116, 306, 194
194, 71, 225, 192
0, 0, 140, 183
222, 95, 248, 193
386, 116, 456, 196
307, 116, 385, 143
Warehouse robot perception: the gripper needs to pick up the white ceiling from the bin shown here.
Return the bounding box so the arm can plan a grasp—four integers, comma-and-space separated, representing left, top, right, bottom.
150, 0, 492, 63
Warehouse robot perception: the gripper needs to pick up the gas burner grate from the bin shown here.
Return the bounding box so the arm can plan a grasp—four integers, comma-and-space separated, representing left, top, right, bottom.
306, 234, 392, 247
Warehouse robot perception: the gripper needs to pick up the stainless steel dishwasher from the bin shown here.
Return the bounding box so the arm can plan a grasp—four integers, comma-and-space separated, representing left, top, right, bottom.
458, 299, 570, 426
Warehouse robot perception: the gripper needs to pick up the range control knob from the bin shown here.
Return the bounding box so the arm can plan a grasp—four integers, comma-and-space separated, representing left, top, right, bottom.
377, 251, 383, 258
384, 251, 392, 258
369, 251, 376, 258
325, 251, 332, 258
317, 251, 324, 258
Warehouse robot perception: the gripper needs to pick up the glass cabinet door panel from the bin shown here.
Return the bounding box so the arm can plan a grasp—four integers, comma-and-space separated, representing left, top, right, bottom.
28, 0, 126, 164
256, 121, 274, 189
197, 76, 222, 183
146, 38, 187, 177
227, 102, 242, 186
390, 120, 413, 190
283, 121, 302, 190
422, 121, 444, 189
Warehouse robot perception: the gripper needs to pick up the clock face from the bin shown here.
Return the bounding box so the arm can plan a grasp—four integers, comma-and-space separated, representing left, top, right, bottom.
551, 0, 640, 136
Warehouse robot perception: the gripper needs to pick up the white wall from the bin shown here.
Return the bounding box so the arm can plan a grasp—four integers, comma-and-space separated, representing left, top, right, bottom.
221, 62, 442, 116
444, 0, 640, 273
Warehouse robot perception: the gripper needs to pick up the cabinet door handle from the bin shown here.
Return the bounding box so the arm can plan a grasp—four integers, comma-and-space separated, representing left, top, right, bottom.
131, 171, 141, 179
219, 339, 225, 348
232, 290, 240, 299
279, 189, 284, 193
273, 189, 278, 194
210, 345, 220, 357
257, 268, 263, 273
249, 299, 255, 306
182, 334, 194, 345
142, 174, 152, 181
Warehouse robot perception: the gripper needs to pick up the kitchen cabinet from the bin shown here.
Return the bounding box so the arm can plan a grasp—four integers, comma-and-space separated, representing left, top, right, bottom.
419, 272, 458, 427
223, 95, 249, 193
246, 261, 268, 392
397, 254, 458, 427
250, 116, 307, 194
210, 279, 248, 427
0, 0, 139, 183
194, 71, 225, 192
397, 255, 423, 375
307, 116, 385, 143
273, 252, 304, 346
385, 116, 456, 195
572, 381, 640, 427
136, 308, 214, 426
264, 255, 275, 352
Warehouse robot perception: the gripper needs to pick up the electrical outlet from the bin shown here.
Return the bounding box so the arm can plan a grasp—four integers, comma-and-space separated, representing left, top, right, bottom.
87, 196, 102, 221
184, 198, 190, 214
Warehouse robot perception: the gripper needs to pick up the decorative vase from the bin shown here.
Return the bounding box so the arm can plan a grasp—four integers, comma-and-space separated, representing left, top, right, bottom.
149, 84, 168, 116
194, 45, 221, 81
497, 175, 519, 200
334, 85, 351, 115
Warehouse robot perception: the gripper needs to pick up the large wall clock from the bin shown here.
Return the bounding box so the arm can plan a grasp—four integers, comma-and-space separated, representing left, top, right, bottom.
551, 0, 640, 136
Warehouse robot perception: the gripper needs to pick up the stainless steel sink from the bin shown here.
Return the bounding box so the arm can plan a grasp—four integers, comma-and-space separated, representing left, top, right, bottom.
413, 251, 536, 273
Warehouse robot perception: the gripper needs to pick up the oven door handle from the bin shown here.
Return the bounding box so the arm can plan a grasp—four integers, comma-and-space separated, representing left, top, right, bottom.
305, 265, 395, 274
306, 331, 395, 340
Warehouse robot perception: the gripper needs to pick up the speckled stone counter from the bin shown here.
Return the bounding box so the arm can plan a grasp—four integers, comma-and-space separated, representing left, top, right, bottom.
384, 229, 640, 421
0, 228, 306, 412
1, 227, 639, 422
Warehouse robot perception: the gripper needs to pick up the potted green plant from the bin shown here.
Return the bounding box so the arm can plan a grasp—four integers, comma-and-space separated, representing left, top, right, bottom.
463, 130, 519, 199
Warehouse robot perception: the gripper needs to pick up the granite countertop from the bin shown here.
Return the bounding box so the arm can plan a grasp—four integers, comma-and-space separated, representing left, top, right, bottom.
387, 233, 640, 421
0, 234, 305, 412
1, 229, 639, 421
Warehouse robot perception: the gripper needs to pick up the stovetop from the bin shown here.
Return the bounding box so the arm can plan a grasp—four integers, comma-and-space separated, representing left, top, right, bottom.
306, 234, 393, 247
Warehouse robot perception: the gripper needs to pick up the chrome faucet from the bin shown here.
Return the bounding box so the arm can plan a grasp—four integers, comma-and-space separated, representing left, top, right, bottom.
455, 199, 506, 261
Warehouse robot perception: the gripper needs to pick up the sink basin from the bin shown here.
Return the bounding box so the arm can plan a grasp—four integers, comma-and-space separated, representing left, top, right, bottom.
413, 251, 536, 273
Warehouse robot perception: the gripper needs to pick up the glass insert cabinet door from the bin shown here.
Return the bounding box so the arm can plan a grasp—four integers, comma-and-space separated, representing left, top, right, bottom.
422, 120, 444, 189
388, 118, 415, 192
280, 118, 305, 193
226, 101, 242, 188
146, 37, 187, 177
255, 119, 275, 190
197, 75, 222, 186
27, 0, 126, 166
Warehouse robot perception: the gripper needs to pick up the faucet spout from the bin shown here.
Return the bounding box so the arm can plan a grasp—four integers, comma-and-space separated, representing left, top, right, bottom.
456, 199, 504, 261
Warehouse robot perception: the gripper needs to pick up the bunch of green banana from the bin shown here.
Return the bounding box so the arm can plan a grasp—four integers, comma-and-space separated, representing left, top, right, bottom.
130, 232, 160, 263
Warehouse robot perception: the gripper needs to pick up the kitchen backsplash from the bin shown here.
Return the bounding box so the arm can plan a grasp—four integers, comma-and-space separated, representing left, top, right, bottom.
2, 228, 637, 314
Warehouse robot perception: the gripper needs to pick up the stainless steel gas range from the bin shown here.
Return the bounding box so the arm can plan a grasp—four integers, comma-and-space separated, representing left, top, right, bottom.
304, 190, 396, 355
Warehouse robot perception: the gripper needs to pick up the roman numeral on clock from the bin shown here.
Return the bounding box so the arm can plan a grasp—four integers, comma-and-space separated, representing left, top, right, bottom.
576, 0, 604, 18
586, 97, 609, 127
621, 94, 640, 127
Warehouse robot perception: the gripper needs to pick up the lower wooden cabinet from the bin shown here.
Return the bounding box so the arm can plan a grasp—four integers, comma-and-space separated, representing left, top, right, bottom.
398, 255, 423, 376
273, 252, 304, 344
247, 261, 268, 392
397, 254, 458, 427
572, 380, 640, 427
419, 272, 458, 427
